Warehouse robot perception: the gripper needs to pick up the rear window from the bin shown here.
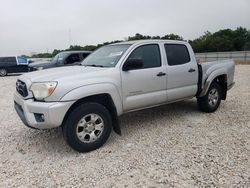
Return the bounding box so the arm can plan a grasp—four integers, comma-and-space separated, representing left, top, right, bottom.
164, 44, 190, 66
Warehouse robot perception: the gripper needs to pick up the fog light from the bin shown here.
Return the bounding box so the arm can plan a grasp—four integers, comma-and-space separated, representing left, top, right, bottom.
34, 113, 45, 122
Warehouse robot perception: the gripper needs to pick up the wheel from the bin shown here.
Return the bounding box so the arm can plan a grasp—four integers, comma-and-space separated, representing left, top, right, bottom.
0, 69, 7, 77
197, 82, 222, 113
62, 102, 112, 152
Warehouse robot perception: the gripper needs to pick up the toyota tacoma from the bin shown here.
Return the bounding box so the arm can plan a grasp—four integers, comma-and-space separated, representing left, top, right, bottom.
14, 40, 235, 152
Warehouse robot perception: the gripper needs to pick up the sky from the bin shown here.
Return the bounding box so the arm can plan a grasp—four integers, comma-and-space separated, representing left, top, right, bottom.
0, 0, 249, 56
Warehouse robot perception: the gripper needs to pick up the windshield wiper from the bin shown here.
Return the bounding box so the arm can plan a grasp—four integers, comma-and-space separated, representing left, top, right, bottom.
84, 64, 104, 67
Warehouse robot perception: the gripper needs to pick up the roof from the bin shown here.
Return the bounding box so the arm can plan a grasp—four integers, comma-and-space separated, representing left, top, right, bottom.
110, 39, 187, 46
60, 50, 92, 54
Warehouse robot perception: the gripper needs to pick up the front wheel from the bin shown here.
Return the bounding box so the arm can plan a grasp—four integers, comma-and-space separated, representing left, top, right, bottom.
0, 69, 7, 77
197, 82, 222, 113
62, 102, 112, 152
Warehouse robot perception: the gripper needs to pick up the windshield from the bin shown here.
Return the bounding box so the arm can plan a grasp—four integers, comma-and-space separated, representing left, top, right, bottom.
82, 44, 131, 67
51, 52, 69, 63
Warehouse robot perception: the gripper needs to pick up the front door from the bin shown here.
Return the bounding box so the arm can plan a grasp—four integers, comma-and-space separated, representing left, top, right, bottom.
121, 44, 167, 112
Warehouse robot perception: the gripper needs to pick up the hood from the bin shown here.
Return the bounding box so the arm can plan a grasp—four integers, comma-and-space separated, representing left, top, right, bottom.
21, 65, 117, 83
29, 60, 53, 68
19, 65, 120, 101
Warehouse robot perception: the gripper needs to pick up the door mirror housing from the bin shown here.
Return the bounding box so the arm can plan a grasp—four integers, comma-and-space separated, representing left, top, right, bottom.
122, 59, 143, 71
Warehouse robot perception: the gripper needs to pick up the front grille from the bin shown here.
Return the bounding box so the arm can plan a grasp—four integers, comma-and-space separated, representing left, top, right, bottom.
16, 80, 28, 97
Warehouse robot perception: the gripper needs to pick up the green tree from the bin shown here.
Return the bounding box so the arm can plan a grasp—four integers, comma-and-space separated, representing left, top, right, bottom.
128, 33, 151, 40
161, 34, 183, 40
189, 27, 250, 52
28, 27, 250, 58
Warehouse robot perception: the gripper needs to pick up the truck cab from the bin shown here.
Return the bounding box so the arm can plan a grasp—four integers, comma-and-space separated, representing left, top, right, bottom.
119, 41, 199, 111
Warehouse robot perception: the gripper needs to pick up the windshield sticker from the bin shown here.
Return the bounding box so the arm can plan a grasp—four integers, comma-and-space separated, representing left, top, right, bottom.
109, 51, 123, 57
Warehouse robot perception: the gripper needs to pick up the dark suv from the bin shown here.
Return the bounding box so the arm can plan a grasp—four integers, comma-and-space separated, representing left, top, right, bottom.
29, 51, 91, 71
0, 56, 29, 77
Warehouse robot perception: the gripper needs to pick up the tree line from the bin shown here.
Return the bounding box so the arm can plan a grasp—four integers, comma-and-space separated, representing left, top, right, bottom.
29, 27, 250, 58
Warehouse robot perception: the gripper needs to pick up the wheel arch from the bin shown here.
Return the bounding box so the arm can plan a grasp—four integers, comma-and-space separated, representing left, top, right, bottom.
199, 70, 228, 100
62, 93, 121, 135
0, 67, 8, 76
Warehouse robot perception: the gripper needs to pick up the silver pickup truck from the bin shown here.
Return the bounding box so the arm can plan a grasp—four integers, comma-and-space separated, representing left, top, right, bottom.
14, 40, 235, 152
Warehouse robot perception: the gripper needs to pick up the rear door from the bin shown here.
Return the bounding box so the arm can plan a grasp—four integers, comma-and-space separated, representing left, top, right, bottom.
164, 44, 198, 101
121, 44, 167, 112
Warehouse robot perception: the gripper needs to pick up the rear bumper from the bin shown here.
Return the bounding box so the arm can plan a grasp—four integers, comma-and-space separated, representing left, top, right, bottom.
14, 92, 74, 129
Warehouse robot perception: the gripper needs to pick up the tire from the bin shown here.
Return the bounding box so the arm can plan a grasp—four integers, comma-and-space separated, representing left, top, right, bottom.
197, 82, 222, 113
62, 102, 112, 152
0, 69, 7, 77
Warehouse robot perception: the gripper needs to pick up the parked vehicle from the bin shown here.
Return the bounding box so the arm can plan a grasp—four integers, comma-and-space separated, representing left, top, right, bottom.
29, 51, 91, 71
0, 56, 29, 76
14, 40, 235, 152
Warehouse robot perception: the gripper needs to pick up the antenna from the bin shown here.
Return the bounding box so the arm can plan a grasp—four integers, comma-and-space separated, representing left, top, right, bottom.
68, 29, 72, 47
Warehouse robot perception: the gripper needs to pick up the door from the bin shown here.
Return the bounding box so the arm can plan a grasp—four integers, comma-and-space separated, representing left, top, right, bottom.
164, 44, 198, 101
121, 44, 167, 112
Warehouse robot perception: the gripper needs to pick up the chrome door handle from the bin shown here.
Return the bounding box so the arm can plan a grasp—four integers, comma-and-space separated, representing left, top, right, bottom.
157, 72, 166, 77
188, 68, 196, 72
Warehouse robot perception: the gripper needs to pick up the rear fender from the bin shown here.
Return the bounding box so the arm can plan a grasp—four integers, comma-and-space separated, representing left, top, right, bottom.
199, 68, 227, 97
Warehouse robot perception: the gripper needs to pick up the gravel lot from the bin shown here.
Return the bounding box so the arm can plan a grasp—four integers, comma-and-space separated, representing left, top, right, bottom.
0, 65, 249, 188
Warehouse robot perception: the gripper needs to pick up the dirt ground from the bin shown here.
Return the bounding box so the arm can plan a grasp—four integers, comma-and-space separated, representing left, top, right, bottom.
0, 65, 249, 187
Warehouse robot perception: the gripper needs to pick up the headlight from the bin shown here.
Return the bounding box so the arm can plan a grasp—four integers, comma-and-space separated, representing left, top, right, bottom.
30, 82, 57, 100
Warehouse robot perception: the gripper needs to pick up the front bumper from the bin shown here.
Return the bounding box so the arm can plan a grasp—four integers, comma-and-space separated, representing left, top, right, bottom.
14, 92, 74, 129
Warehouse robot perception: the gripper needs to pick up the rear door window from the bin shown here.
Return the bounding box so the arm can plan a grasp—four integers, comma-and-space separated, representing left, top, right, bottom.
164, 44, 190, 66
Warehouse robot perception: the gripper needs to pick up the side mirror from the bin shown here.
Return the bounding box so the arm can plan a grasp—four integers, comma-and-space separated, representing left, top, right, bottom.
122, 58, 143, 71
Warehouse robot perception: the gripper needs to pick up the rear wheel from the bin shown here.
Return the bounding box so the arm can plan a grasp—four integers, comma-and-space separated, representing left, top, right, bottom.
197, 82, 222, 112
62, 102, 112, 152
0, 69, 7, 77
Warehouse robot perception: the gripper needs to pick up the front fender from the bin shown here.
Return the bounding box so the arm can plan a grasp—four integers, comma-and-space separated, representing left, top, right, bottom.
60, 83, 123, 115
199, 68, 227, 97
